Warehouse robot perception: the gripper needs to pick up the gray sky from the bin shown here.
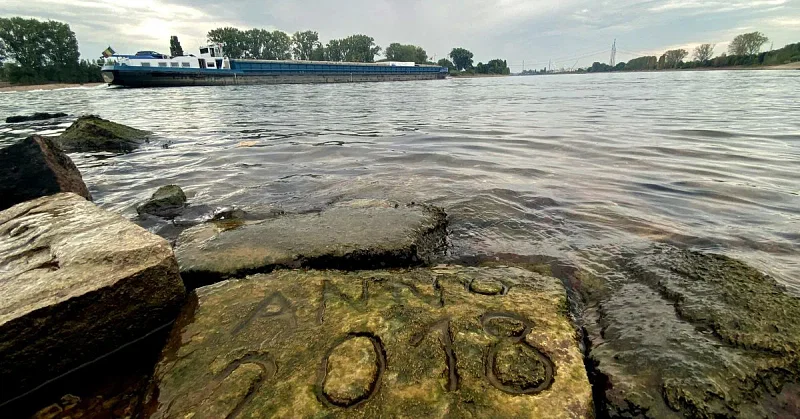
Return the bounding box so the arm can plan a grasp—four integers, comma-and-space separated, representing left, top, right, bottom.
2, 0, 798, 69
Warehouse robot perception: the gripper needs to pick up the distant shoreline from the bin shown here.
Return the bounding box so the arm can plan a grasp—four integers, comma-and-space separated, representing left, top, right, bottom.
520, 62, 800, 76
0, 83, 105, 93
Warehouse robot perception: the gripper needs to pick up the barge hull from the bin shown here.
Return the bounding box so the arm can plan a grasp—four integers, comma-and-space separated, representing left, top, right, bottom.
102, 70, 445, 87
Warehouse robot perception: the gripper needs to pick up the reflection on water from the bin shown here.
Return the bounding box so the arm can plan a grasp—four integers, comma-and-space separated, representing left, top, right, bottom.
1, 71, 798, 292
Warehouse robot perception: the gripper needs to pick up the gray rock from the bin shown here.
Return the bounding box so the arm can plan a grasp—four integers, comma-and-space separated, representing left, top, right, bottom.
144, 267, 592, 418
583, 245, 800, 418
57, 115, 149, 153
0, 135, 92, 211
136, 185, 187, 218
0, 193, 185, 402
174, 201, 447, 288
5, 112, 68, 124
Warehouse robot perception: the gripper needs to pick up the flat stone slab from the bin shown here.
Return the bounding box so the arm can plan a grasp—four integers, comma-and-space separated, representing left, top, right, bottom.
0, 193, 185, 402
585, 245, 800, 418
174, 201, 447, 288
146, 266, 592, 418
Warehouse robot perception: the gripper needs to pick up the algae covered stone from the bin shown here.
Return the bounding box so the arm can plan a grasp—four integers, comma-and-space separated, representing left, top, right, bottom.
136, 185, 188, 218
57, 115, 149, 153
586, 245, 800, 418
0, 193, 185, 402
174, 202, 447, 288
146, 266, 592, 418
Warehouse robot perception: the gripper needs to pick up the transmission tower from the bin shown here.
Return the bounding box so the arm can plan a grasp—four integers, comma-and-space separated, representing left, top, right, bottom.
610, 39, 617, 67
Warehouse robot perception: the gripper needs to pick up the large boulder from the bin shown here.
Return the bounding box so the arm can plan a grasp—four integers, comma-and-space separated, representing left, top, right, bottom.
0, 135, 91, 211
0, 193, 186, 403
57, 115, 149, 153
174, 201, 447, 288
584, 245, 800, 418
5, 112, 68, 123
145, 266, 592, 418
136, 185, 188, 218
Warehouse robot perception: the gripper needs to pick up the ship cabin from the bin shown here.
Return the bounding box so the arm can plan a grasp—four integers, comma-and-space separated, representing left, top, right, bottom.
103, 44, 231, 70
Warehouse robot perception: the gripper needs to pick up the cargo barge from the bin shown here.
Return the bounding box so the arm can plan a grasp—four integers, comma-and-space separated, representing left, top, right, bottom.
101, 44, 448, 87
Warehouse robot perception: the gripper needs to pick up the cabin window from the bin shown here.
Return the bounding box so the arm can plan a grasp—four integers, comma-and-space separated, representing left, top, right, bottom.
182, 62, 191, 67
210, 48, 216, 57
207, 62, 215, 68
200, 48, 209, 54
170, 62, 179, 67
198, 59, 206, 69
158, 62, 167, 67
141, 62, 151, 67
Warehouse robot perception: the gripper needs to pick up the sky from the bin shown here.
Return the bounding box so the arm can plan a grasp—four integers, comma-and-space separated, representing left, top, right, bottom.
2, 0, 798, 70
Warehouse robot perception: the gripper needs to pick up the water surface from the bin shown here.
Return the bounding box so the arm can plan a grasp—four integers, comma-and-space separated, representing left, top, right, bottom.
1, 71, 798, 292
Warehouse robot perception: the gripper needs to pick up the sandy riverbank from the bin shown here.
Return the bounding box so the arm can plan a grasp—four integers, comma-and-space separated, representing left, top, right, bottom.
0, 83, 105, 93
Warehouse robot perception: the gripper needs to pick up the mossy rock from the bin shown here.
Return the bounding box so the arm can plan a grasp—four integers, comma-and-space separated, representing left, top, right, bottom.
136, 185, 187, 218
587, 245, 800, 418
145, 266, 592, 418
57, 115, 149, 153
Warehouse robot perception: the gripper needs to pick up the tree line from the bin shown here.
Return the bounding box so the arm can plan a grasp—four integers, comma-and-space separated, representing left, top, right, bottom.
0, 17, 103, 85
583, 32, 798, 73
207, 27, 511, 74
437, 48, 510, 75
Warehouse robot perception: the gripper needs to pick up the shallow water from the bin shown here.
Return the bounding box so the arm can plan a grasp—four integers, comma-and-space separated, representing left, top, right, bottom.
1, 71, 798, 293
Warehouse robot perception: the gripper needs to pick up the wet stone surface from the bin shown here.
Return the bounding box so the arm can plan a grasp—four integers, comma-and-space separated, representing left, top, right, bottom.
174, 201, 447, 288
146, 266, 591, 418
584, 245, 800, 418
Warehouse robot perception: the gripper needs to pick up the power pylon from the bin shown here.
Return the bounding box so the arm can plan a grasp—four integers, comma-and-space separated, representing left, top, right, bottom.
610, 39, 617, 67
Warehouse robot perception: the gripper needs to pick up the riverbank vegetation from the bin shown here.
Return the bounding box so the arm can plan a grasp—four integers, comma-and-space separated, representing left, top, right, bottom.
0, 17, 102, 85
579, 32, 799, 74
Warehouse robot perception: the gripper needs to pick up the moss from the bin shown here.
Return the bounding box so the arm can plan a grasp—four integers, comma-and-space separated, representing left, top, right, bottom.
57, 115, 149, 153
148, 267, 592, 418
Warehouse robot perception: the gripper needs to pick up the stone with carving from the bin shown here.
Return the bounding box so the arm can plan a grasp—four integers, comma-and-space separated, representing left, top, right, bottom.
0, 193, 185, 402
146, 266, 591, 418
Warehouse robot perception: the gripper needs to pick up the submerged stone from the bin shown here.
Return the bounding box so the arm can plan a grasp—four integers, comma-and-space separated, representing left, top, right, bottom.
57, 115, 149, 153
585, 245, 800, 418
136, 185, 187, 218
146, 266, 592, 418
5, 112, 68, 123
0, 135, 91, 211
174, 202, 447, 288
0, 193, 185, 402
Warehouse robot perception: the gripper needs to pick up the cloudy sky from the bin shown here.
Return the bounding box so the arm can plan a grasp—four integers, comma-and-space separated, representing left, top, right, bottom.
2, 0, 798, 69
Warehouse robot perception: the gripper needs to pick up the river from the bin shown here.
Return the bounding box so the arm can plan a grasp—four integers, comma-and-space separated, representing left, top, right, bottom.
1, 70, 798, 294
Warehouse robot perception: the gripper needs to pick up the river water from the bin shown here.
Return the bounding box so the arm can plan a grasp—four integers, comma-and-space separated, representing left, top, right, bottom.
1, 71, 798, 293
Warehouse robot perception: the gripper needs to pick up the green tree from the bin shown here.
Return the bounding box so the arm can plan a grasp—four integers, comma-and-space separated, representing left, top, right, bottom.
324, 39, 343, 61
170, 36, 184, 57
626, 56, 657, 70
338, 34, 381, 62
265, 30, 292, 60
385, 43, 428, 63
662, 49, 688, 68
208, 27, 246, 58
728, 32, 769, 56
437, 58, 455, 71
693, 43, 714, 62
292, 30, 320, 60
449, 47, 474, 70
0, 17, 91, 84
310, 45, 326, 61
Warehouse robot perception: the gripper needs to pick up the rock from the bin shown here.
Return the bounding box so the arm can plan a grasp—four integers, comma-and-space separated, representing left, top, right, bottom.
585, 245, 800, 418
0, 193, 185, 402
5, 112, 68, 123
57, 115, 149, 153
0, 135, 91, 211
174, 202, 447, 288
145, 266, 592, 418
136, 185, 187, 218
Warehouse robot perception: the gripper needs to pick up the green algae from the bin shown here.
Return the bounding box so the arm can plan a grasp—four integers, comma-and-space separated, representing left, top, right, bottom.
146, 267, 592, 418
57, 115, 149, 153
